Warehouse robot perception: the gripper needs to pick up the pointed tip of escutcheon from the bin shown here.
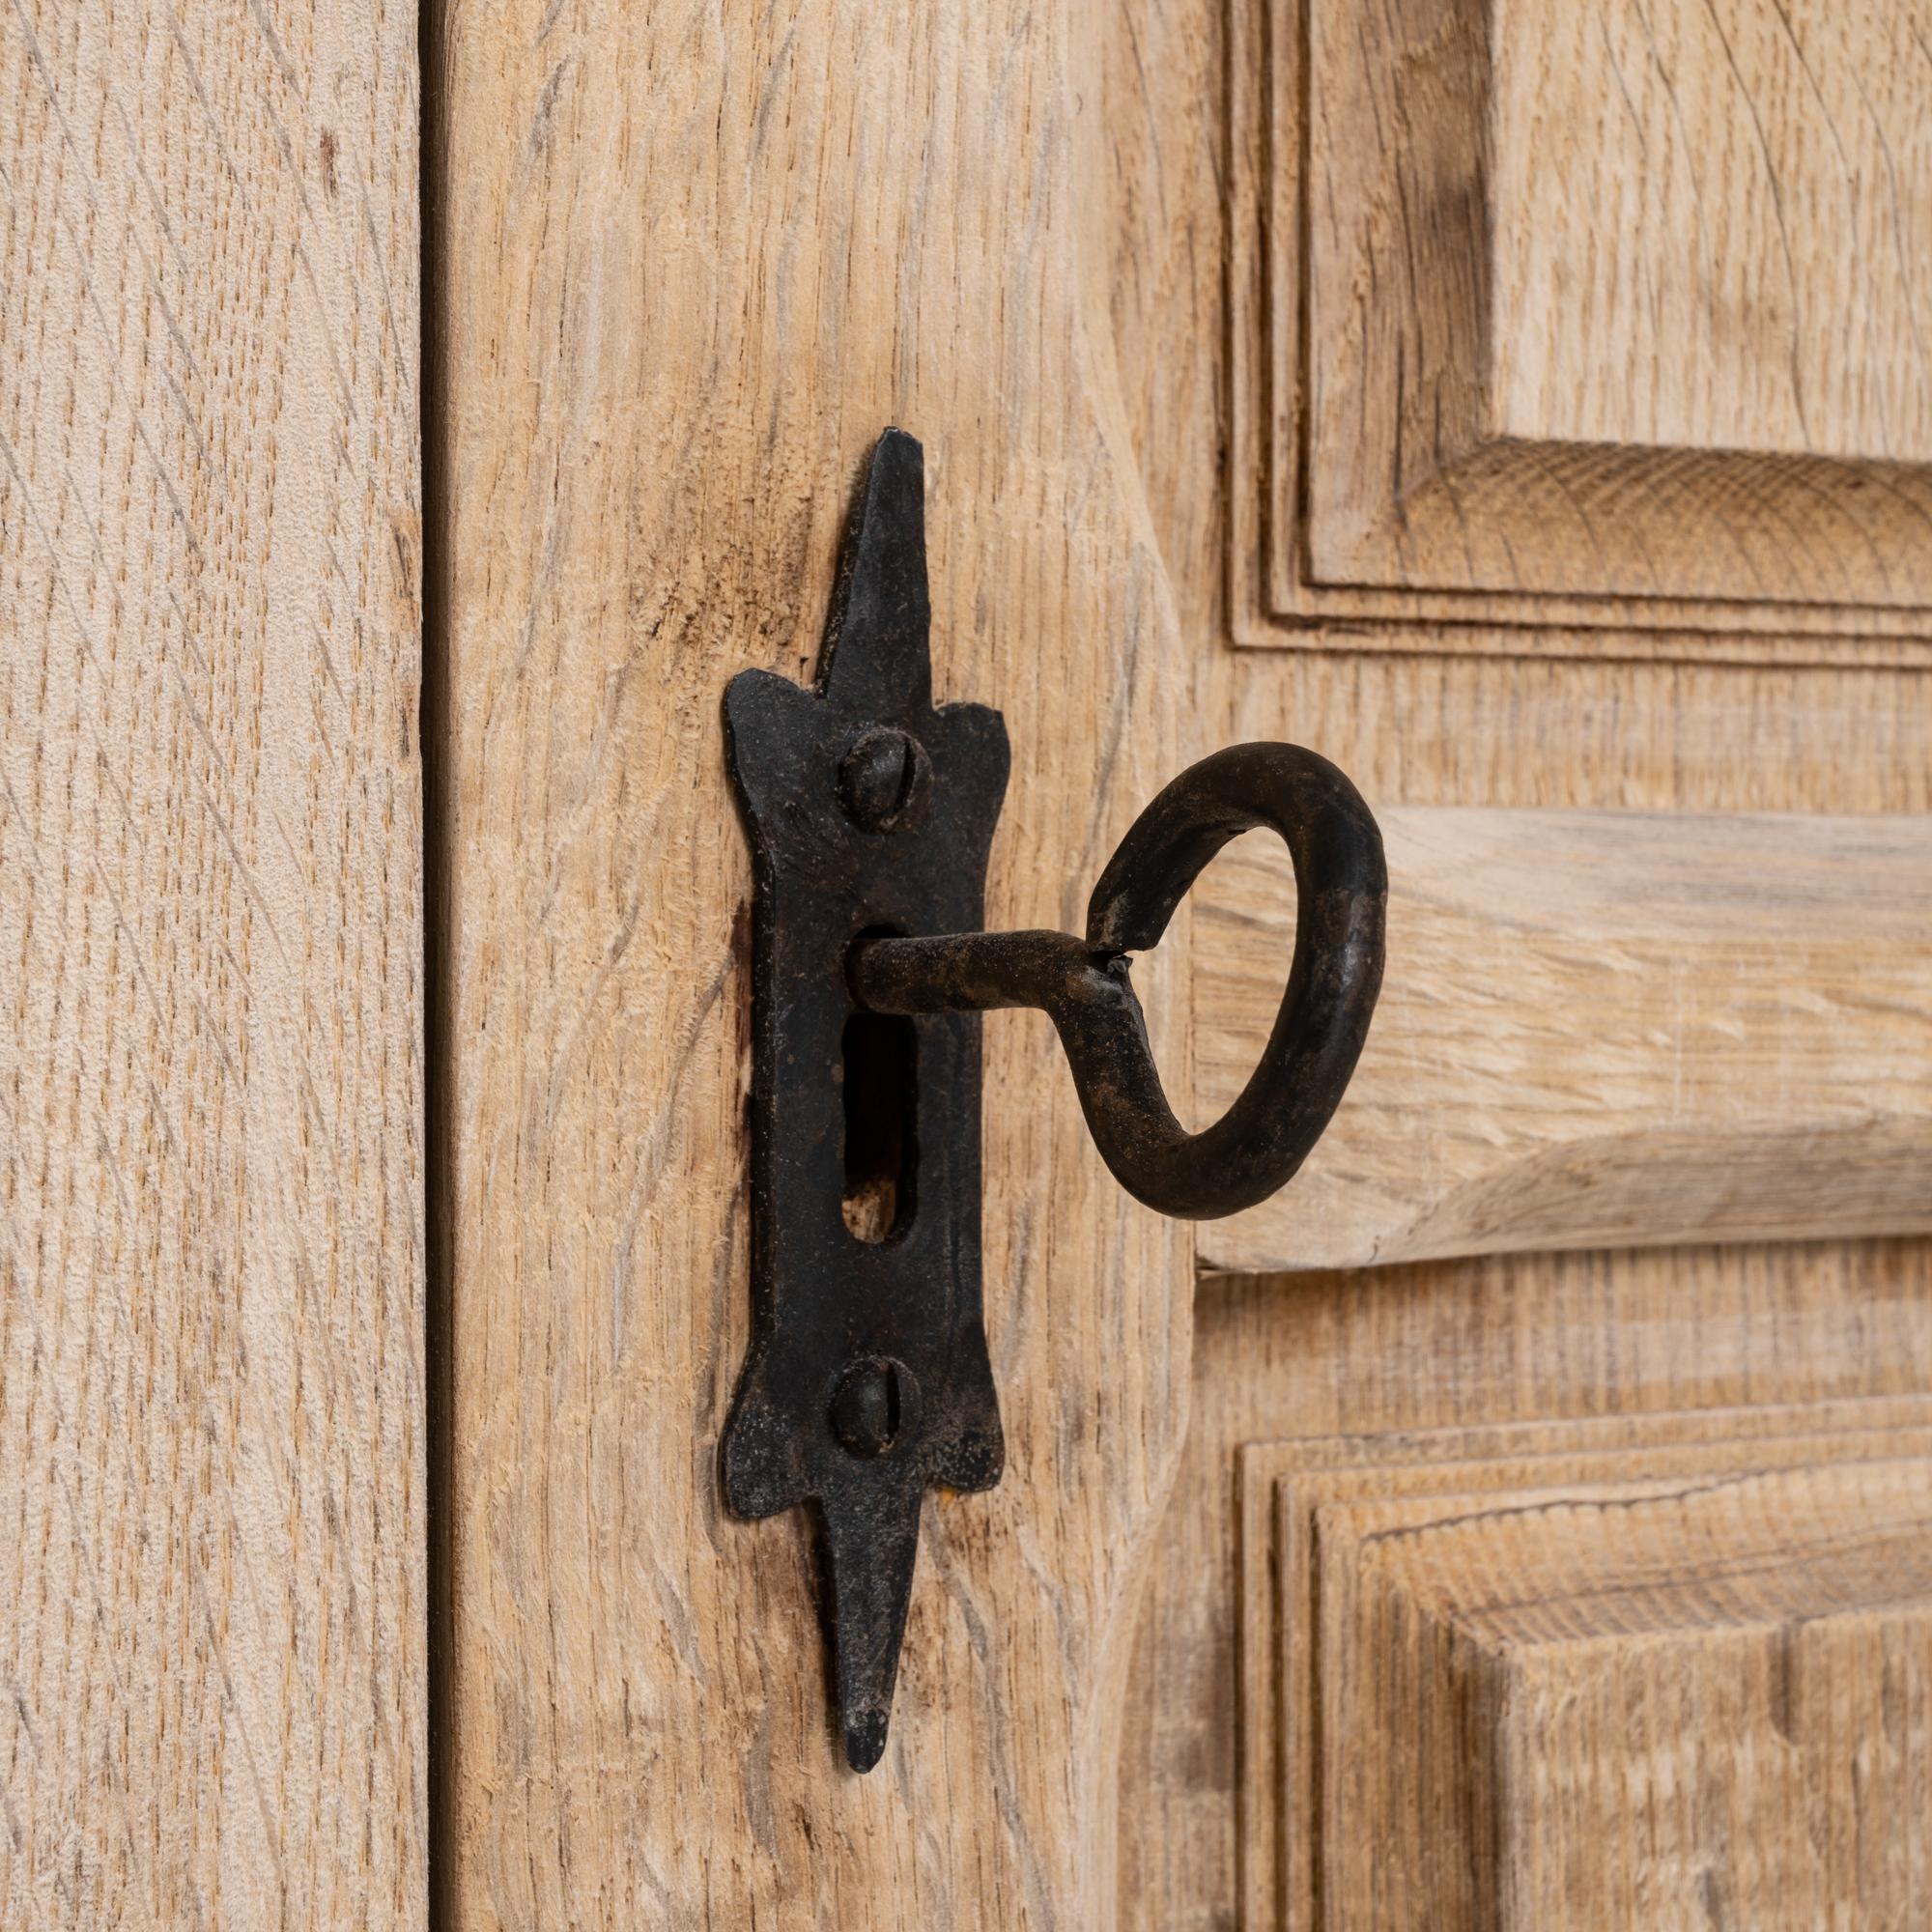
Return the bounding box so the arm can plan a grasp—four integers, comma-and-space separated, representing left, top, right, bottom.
819, 426, 931, 719
843, 1708, 890, 1775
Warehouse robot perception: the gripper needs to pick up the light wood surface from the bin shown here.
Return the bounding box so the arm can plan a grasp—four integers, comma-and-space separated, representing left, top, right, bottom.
0, 1, 424, 1926
1195, 806, 1932, 1275
1233, 0, 1932, 657
417, 0, 1932, 1919
1099, 9, 1932, 1918
1306, 0, 1932, 603
430, 0, 1194, 1924
1487, 1, 1932, 467
1122, 1257, 1932, 1932
1247, 1400, 1932, 1931
1323, 1449, 1932, 1929
1113, 0, 1932, 1921
1061, 0, 1932, 1918
13, 0, 1931, 1917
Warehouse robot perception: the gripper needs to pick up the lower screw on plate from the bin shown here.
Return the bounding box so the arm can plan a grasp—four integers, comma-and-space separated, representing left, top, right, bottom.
830, 1356, 919, 1459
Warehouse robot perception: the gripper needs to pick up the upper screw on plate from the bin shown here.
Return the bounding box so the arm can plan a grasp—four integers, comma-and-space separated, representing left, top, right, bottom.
838, 725, 931, 832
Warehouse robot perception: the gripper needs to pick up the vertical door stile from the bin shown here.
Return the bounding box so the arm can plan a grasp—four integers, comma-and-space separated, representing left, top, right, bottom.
429, 0, 1199, 1922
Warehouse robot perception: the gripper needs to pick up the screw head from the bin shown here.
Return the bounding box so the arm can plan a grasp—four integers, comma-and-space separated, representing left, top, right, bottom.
837, 725, 931, 833
829, 1355, 920, 1459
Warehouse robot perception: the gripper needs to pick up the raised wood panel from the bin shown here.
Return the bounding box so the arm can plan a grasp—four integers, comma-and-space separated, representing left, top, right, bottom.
1232, 0, 1932, 660
0, 0, 424, 1925
1318, 1455, 1932, 1929
1308, 0, 1932, 605
1194, 807, 1932, 1275
1486, 2, 1932, 468
1120, 1261, 1932, 1932
1094, 0, 1932, 1922
431, 0, 1193, 1923
1241, 1401, 1932, 1931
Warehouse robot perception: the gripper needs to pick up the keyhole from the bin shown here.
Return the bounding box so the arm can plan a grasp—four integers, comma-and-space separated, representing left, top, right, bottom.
840, 1009, 917, 1242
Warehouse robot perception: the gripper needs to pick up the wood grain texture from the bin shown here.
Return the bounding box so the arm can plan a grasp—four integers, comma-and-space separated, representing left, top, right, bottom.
1320, 1449, 1932, 1930
1120, 1255, 1932, 1932
1487, 0, 1932, 467
1246, 1400, 1932, 1931
1306, 0, 1932, 603
0, 1, 424, 1926
1232, 0, 1932, 657
1196, 807, 1932, 1274
430, 0, 1193, 1923
1091, 0, 1932, 1917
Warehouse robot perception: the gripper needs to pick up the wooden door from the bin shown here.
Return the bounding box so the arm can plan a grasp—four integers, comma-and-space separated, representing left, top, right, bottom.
3, 1, 424, 1925
13, 0, 1930, 1927
428, 0, 1932, 1922
3, 0, 427, 1917
430, 0, 1932, 1924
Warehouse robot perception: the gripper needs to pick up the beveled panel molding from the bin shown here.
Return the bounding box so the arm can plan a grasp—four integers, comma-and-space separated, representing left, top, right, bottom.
1232, 0, 1932, 664
1195, 806, 1932, 1275
1239, 1398, 1932, 1930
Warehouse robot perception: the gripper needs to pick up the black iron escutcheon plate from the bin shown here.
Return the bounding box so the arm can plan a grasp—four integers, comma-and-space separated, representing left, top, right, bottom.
721, 429, 1008, 1773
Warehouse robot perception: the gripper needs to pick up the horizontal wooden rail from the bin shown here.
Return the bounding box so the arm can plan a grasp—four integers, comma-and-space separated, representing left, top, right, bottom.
1194, 809, 1932, 1274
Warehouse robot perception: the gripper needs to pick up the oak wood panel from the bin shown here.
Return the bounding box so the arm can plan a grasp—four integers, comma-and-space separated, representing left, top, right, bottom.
0, 1, 424, 1926
1120, 1256, 1932, 1932
1094, 0, 1932, 1917
1194, 806, 1932, 1275
1487, 1, 1932, 468
1322, 1452, 1932, 1929
1244, 1401, 1932, 1931
1231, 0, 1932, 657
1306, 0, 1932, 604
1223, 652, 1932, 816
430, 0, 1194, 1924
